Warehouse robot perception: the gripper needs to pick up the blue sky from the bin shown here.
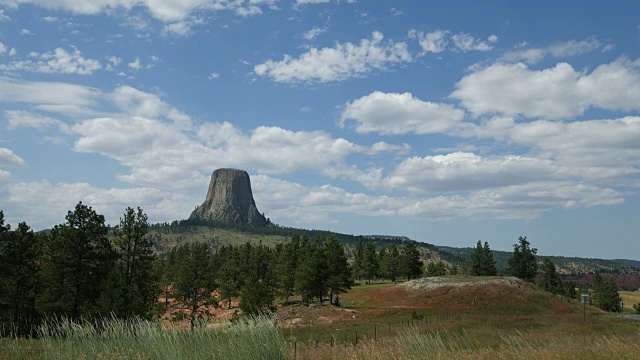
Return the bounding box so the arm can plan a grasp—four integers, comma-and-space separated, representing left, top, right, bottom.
1, 0, 639, 259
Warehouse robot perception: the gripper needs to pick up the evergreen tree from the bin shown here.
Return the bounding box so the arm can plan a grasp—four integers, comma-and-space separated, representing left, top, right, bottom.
425, 261, 447, 277
353, 237, 364, 281
507, 236, 538, 282
275, 236, 299, 304
380, 245, 400, 282
324, 235, 352, 305
173, 242, 217, 330
239, 275, 274, 315
564, 281, 577, 299
399, 242, 423, 281
40, 202, 113, 320
0, 221, 42, 336
538, 258, 564, 295
362, 241, 379, 284
469, 241, 497, 276
112, 207, 156, 318
294, 237, 327, 305
592, 274, 622, 312
217, 245, 240, 309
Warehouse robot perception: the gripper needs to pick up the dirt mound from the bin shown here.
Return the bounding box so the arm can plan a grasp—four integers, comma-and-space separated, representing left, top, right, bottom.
401, 276, 525, 292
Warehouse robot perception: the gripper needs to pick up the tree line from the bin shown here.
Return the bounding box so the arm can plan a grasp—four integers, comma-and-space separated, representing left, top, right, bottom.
0, 203, 425, 336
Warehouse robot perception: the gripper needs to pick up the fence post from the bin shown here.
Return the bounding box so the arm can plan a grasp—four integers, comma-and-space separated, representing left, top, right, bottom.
355, 331, 358, 345
375, 325, 377, 340
294, 341, 297, 360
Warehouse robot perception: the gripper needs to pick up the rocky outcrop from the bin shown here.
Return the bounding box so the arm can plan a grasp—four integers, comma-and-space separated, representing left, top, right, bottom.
189, 168, 268, 226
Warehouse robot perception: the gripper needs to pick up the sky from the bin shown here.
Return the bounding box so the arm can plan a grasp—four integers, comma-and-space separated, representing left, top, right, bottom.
0, 0, 639, 259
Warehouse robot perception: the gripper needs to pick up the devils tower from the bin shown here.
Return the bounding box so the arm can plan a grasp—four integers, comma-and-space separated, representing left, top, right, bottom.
189, 168, 268, 226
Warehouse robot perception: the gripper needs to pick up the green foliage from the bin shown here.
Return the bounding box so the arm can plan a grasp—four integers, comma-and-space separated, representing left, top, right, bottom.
239, 276, 274, 315
172, 242, 217, 330
111, 207, 157, 318
538, 258, 565, 295
399, 242, 423, 281
469, 241, 497, 276
633, 303, 640, 314
508, 236, 538, 282
274, 236, 298, 304
592, 274, 622, 312
362, 241, 379, 283
8, 315, 285, 360
40, 202, 113, 320
425, 261, 447, 277
324, 235, 353, 305
380, 245, 400, 281
0, 220, 43, 337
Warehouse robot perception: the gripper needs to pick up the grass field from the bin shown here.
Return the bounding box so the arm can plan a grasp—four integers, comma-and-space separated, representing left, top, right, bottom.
620, 290, 640, 314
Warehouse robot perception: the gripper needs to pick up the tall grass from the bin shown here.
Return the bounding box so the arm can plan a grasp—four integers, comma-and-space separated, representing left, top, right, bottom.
1, 314, 285, 360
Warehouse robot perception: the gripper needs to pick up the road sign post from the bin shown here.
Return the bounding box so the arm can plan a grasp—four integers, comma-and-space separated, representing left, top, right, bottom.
580, 293, 590, 321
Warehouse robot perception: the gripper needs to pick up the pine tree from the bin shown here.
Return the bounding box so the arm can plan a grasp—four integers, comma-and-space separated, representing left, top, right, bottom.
362, 241, 379, 284
399, 242, 423, 281
275, 236, 299, 305
0, 220, 43, 336
112, 207, 156, 318
40, 202, 113, 320
380, 245, 400, 282
507, 236, 538, 282
217, 245, 240, 309
353, 237, 364, 281
469, 241, 497, 276
538, 258, 563, 295
592, 274, 622, 312
426, 261, 447, 277
173, 242, 217, 330
324, 235, 352, 305
294, 237, 327, 305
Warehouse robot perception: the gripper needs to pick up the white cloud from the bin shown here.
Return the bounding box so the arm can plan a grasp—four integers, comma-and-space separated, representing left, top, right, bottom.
0, 47, 101, 75
295, 0, 330, 4
301, 26, 326, 41
128, 58, 142, 70
0, 76, 100, 108
8, 48, 17, 56
208, 72, 220, 80
340, 91, 464, 135
0, 9, 10, 21
390, 8, 402, 16
503, 37, 607, 64
451, 57, 640, 119
19, 29, 32, 35
300, 106, 311, 112
4, 110, 70, 132
2, 0, 276, 23
0, 179, 195, 229
409, 29, 497, 54
254, 31, 411, 84
385, 151, 634, 194
111, 86, 192, 128
0, 148, 26, 167
163, 21, 191, 36
0, 42, 6, 54
107, 56, 122, 66
42, 16, 58, 22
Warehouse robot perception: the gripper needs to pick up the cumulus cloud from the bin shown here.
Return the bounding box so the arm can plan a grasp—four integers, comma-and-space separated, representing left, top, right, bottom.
2, 0, 277, 23
254, 31, 411, 84
0, 47, 101, 74
0, 179, 196, 229
451, 57, 640, 119
111, 86, 192, 128
409, 29, 497, 54
0, 148, 26, 167
340, 91, 465, 135
503, 37, 610, 64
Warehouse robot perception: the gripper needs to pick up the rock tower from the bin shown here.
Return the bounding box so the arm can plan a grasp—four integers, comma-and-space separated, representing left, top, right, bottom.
189, 168, 268, 226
